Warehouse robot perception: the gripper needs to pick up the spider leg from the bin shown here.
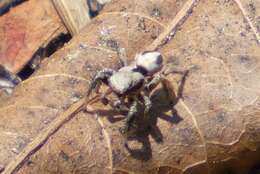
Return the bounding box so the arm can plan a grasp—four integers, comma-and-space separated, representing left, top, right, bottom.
117, 48, 128, 67
145, 73, 177, 104
160, 77, 177, 104
143, 92, 152, 121
103, 96, 128, 112
176, 70, 189, 99
85, 88, 113, 111
161, 69, 189, 103
162, 65, 188, 76
146, 69, 189, 104
121, 97, 138, 133
145, 73, 162, 92
87, 68, 115, 96
113, 96, 129, 112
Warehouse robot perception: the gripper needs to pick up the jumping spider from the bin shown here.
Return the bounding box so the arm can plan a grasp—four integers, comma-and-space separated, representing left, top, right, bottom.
86, 51, 188, 133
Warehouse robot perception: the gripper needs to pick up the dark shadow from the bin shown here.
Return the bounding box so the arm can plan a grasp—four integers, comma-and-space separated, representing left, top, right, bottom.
86, 70, 189, 161
0, 0, 27, 16
18, 33, 71, 80
86, 108, 126, 123
125, 131, 152, 161
123, 71, 189, 160
99, 109, 127, 123
150, 70, 189, 123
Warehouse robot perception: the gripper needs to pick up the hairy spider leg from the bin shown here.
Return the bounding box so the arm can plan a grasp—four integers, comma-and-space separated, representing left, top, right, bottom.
162, 65, 189, 76
100, 94, 128, 112
117, 48, 128, 67
142, 91, 152, 121
145, 73, 176, 103
87, 68, 115, 96
85, 88, 113, 111
145, 69, 189, 104
86, 86, 128, 112
163, 69, 189, 100
160, 77, 177, 104
112, 96, 129, 112
122, 96, 138, 133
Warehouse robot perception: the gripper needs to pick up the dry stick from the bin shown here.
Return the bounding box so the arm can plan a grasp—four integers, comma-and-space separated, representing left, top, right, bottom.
233, 0, 260, 43
3, 0, 198, 173
146, 0, 198, 51
52, 0, 91, 36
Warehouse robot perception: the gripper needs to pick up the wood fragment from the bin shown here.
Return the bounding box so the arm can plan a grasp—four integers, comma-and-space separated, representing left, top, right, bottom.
52, 0, 91, 35
0, 0, 67, 73
146, 0, 198, 50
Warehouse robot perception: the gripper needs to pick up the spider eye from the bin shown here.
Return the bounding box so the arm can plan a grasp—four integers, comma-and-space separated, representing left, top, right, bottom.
136, 51, 163, 75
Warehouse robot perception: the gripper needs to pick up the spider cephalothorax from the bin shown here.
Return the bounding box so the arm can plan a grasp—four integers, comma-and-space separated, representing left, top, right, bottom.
86, 51, 187, 133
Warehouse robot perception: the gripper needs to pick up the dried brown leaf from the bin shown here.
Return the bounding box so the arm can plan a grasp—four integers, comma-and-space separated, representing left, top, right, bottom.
0, 0, 260, 174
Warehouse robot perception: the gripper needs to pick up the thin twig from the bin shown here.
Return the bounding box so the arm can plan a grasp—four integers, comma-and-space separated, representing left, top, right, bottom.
146, 0, 198, 50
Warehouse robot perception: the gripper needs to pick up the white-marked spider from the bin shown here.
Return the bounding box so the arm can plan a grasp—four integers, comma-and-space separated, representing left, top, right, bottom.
86, 51, 188, 133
